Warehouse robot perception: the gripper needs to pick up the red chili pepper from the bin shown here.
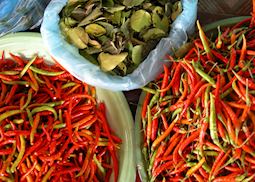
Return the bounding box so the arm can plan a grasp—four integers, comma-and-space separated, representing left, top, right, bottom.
160, 63, 182, 92
211, 50, 228, 64
160, 65, 169, 97
239, 34, 247, 68
229, 48, 237, 70
152, 142, 166, 173
164, 134, 181, 157
178, 129, 200, 158
151, 118, 159, 141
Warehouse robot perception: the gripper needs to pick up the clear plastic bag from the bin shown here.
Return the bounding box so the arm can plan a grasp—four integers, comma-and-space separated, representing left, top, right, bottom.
41, 0, 198, 91
0, 0, 50, 37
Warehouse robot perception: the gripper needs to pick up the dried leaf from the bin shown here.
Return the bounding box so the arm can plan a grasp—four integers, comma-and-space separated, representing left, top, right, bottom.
88, 39, 101, 49
79, 49, 99, 65
117, 62, 127, 75
59, 20, 71, 36
67, 28, 88, 49
110, 11, 122, 25
104, 5, 125, 14
85, 47, 102, 54
98, 52, 128, 71
120, 18, 130, 38
174, 42, 194, 58
152, 13, 169, 33
142, 28, 166, 41
130, 10, 151, 32
102, 0, 114, 7
60, 0, 180, 76
85, 24, 106, 37
71, 8, 87, 21
122, 0, 145, 7
102, 40, 120, 54
78, 7, 103, 27
122, 10, 131, 19
64, 17, 78, 26
143, 3, 152, 10
152, 12, 161, 28
171, 1, 182, 21
164, 2, 172, 17
132, 45, 143, 65
75, 27, 89, 44
97, 21, 114, 36
152, 6, 164, 15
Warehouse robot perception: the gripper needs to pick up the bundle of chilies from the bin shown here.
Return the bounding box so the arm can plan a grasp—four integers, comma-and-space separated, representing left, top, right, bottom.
140, 7, 255, 182
0, 53, 121, 182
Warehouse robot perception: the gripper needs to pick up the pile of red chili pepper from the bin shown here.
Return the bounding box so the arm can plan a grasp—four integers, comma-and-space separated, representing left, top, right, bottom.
0, 52, 121, 182
140, 4, 255, 182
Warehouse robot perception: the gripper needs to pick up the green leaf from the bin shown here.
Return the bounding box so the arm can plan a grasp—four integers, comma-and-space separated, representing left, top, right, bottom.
98, 52, 128, 71
142, 28, 166, 41
132, 45, 143, 65
122, 0, 145, 7
130, 10, 151, 32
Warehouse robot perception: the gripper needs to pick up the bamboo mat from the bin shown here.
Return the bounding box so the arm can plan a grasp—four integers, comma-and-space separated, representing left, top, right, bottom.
198, 0, 252, 25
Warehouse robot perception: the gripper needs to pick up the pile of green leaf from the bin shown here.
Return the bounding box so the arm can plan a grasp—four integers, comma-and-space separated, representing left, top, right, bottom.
60, 0, 182, 76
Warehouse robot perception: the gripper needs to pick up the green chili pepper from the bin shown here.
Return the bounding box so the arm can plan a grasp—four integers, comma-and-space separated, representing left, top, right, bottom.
53, 123, 66, 129
149, 91, 160, 108
19, 56, 37, 78
236, 173, 247, 182
220, 88, 233, 99
2, 80, 30, 86
0, 110, 22, 124
28, 101, 64, 108
59, 109, 63, 123
186, 162, 196, 167
209, 93, 224, 151
0, 176, 13, 182
193, 150, 219, 156
61, 82, 77, 89
245, 79, 251, 106
34, 72, 45, 84
29, 66, 65, 76
13, 119, 24, 124
21, 89, 33, 110
10, 135, 25, 173
26, 108, 33, 126
31, 106, 58, 121
147, 105, 152, 147
204, 86, 211, 122
171, 108, 182, 120
142, 87, 157, 95
0, 71, 19, 75
197, 20, 213, 58
193, 61, 216, 86
93, 154, 106, 176
42, 166, 55, 182
240, 151, 246, 169
242, 174, 255, 182
148, 150, 157, 179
